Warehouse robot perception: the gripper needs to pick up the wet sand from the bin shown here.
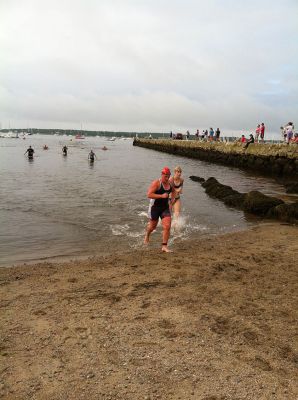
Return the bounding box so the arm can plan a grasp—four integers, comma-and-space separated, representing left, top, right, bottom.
1, 223, 297, 399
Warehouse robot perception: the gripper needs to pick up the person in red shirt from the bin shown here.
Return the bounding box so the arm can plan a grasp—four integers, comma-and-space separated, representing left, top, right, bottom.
260, 123, 265, 141
241, 135, 246, 143
255, 124, 260, 142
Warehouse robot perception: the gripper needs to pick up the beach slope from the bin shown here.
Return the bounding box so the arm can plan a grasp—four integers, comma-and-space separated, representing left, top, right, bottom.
1, 223, 297, 399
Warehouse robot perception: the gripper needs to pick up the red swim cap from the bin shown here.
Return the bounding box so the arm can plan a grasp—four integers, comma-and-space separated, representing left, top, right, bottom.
161, 166, 171, 175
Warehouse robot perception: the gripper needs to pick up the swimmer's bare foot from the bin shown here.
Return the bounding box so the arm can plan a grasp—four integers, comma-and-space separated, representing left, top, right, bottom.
161, 245, 172, 253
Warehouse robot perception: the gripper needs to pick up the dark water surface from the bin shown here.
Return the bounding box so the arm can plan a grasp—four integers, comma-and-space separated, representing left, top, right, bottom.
0, 135, 289, 266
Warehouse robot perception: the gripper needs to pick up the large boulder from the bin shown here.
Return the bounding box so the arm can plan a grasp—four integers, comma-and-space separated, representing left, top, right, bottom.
243, 191, 284, 215
191, 175, 296, 222
267, 202, 298, 223
201, 177, 218, 189
189, 176, 205, 183
223, 193, 246, 208
285, 182, 298, 194
202, 177, 241, 200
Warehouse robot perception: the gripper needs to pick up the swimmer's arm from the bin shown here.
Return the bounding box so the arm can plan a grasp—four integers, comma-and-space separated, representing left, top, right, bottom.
147, 180, 168, 199
170, 194, 176, 205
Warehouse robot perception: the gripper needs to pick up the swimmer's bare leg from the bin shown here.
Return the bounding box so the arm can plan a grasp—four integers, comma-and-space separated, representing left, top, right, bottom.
171, 199, 181, 231
144, 219, 158, 244
161, 216, 172, 252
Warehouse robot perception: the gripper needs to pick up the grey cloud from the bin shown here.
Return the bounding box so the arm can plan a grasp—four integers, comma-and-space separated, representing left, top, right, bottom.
0, 0, 297, 136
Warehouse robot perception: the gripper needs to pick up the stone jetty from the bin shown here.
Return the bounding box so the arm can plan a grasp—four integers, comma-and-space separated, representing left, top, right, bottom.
133, 139, 298, 178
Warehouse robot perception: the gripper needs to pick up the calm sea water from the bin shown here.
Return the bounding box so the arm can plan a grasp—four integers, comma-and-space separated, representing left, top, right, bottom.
0, 134, 290, 266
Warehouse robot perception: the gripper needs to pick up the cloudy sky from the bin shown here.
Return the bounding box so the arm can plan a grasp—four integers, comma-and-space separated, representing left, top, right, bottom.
0, 0, 297, 136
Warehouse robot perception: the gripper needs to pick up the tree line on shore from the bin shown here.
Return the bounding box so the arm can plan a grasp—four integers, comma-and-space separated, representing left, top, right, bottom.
0, 128, 163, 138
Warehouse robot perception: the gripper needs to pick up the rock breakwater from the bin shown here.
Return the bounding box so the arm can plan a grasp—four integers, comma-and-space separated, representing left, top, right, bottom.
189, 176, 298, 223
133, 139, 298, 178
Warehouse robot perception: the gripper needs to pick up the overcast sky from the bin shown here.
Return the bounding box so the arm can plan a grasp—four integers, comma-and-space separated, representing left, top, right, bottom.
0, 0, 297, 136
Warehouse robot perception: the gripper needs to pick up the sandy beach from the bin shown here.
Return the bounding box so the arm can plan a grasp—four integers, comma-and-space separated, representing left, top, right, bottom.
1, 223, 297, 400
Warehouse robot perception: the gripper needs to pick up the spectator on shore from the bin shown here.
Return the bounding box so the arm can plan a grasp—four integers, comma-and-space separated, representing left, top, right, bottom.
240, 135, 246, 143
285, 122, 294, 144
291, 133, 298, 144
215, 128, 221, 141
260, 123, 265, 142
244, 134, 254, 149
170, 131, 173, 139
209, 128, 214, 141
195, 129, 199, 140
280, 126, 287, 142
186, 130, 190, 140
255, 124, 260, 142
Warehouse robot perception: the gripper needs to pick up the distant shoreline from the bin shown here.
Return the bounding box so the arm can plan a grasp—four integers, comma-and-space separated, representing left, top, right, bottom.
0, 129, 285, 140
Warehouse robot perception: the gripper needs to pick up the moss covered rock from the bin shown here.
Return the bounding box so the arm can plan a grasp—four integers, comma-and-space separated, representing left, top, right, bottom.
202, 177, 241, 200
189, 176, 205, 183
285, 182, 298, 194
223, 193, 246, 208
267, 202, 298, 223
243, 191, 284, 215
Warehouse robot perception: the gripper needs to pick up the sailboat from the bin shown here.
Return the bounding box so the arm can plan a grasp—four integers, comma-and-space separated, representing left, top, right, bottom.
3, 121, 19, 138
75, 133, 85, 139
75, 123, 85, 139
4, 131, 19, 138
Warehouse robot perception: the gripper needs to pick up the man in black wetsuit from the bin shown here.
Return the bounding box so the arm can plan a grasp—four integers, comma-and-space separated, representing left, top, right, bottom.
88, 150, 96, 162
144, 167, 175, 253
24, 146, 34, 159
62, 145, 68, 156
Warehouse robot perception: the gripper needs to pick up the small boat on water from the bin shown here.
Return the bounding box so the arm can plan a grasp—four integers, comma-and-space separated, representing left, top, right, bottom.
3, 131, 19, 138
107, 137, 116, 141
75, 134, 85, 139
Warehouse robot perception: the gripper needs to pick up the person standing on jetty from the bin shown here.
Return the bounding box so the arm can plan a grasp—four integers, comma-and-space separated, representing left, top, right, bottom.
215, 128, 221, 141
209, 127, 214, 141
285, 122, 294, 144
255, 124, 260, 142
260, 123, 265, 142
144, 167, 175, 253
24, 145, 34, 159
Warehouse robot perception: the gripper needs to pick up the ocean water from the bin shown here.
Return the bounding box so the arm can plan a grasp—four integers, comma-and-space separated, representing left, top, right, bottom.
0, 134, 290, 266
